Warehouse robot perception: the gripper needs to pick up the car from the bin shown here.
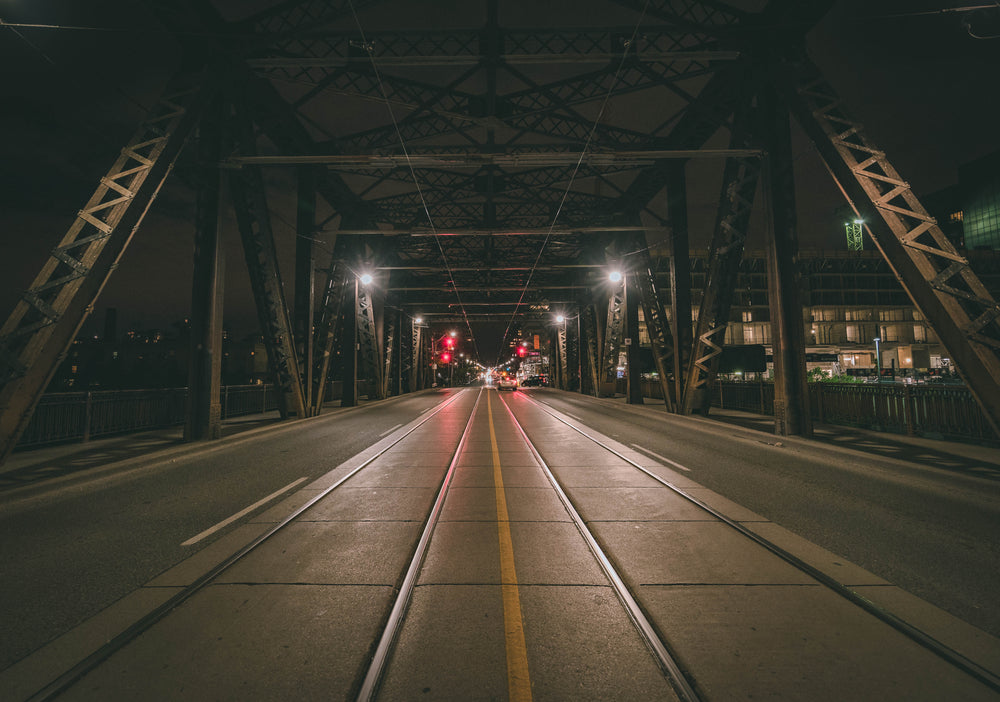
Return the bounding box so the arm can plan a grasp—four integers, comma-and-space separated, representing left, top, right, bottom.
496, 375, 518, 391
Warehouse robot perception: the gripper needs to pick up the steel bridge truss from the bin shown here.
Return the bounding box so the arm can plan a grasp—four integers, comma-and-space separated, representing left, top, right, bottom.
2, 0, 998, 460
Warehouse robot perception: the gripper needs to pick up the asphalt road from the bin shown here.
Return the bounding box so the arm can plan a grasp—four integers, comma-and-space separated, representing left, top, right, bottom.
517, 389, 1000, 640
0, 389, 457, 670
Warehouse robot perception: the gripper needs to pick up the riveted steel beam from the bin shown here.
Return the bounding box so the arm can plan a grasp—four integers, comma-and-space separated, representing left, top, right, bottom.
682, 84, 761, 415
630, 231, 677, 412
0, 69, 212, 464
780, 54, 1000, 435
230, 96, 306, 419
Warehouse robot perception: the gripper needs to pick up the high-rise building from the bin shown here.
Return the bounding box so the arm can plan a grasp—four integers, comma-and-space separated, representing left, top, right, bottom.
960, 151, 1000, 251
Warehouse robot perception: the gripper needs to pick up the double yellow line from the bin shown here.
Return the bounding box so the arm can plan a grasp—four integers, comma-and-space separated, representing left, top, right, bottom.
487, 391, 533, 701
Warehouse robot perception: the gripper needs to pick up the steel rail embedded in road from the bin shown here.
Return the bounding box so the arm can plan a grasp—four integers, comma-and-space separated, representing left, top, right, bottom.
24, 390, 470, 702
516, 392, 1000, 696
355, 389, 484, 701
496, 391, 703, 702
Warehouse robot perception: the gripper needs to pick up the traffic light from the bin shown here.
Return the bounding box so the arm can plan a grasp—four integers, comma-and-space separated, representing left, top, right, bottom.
440, 352, 452, 364
516, 345, 527, 358
444, 336, 455, 350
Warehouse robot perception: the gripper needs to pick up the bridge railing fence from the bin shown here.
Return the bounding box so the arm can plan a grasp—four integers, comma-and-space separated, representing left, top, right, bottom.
16, 381, 996, 450
17, 385, 278, 449
639, 379, 997, 443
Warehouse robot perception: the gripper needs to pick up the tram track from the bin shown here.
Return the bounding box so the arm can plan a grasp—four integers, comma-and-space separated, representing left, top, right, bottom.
510, 390, 1000, 697
17, 386, 998, 700
23, 389, 474, 702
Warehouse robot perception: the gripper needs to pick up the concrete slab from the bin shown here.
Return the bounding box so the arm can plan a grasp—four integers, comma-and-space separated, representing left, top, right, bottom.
217, 521, 422, 585
149, 523, 272, 587
57, 584, 393, 702
590, 521, 815, 585
541, 450, 633, 467
462, 439, 532, 451
418, 521, 501, 584
509, 522, 607, 586
519, 585, 681, 701
376, 584, 508, 701
566, 486, 717, 522
440, 487, 569, 522
745, 521, 892, 587
450, 464, 551, 488
456, 450, 537, 467
546, 463, 663, 488
251, 488, 325, 524
680, 486, 770, 522
346, 464, 448, 488
640, 584, 999, 701
301, 486, 437, 522
367, 450, 456, 467
853, 584, 1000, 674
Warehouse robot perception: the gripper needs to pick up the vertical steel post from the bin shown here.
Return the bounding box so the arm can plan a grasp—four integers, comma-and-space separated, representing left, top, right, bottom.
625, 272, 643, 405
556, 323, 568, 390
762, 77, 812, 437
666, 163, 693, 409
294, 166, 317, 416
185, 100, 226, 441
342, 277, 359, 407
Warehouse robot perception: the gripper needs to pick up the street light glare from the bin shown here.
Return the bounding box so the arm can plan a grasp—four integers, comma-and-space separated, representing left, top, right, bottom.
609, 271, 623, 283
359, 273, 374, 285
556, 315, 565, 323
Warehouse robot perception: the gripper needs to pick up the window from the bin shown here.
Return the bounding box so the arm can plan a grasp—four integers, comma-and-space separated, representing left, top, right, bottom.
846, 324, 859, 342
913, 325, 926, 342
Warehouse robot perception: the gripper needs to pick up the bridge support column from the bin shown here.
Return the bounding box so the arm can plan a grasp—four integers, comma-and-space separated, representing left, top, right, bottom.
342, 275, 359, 407
185, 103, 226, 442
294, 166, 317, 416
762, 80, 812, 437
667, 163, 693, 410
625, 271, 643, 405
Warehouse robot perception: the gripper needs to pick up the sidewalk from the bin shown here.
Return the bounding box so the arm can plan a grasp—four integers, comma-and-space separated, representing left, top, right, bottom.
592, 394, 1000, 482
0, 412, 286, 490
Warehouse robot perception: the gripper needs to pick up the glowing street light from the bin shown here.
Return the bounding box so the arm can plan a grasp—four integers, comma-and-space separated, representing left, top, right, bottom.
359, 272, 373, 286
608, 270, 623, 283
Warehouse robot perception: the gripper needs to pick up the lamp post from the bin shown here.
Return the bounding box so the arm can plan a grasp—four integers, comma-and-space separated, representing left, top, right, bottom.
874, 336, 881, 382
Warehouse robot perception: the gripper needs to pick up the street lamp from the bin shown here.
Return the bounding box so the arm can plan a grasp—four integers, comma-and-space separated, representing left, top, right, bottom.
874, 337, 881, 382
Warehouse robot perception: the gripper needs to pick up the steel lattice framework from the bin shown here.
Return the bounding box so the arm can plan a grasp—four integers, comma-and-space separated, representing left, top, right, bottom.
1, 0, 998, 460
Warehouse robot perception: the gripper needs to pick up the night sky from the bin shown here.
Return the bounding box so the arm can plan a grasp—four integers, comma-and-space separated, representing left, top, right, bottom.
1, 1, 998, 354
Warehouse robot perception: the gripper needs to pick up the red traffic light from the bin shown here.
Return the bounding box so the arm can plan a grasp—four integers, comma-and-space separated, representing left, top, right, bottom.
516, 345, 527, 357
440, 352, 452, 363
444, 336, 455, 349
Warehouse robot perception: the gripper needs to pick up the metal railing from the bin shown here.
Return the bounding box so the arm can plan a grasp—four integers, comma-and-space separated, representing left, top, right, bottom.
641, 379, 997, 443
17, 385, 279, 449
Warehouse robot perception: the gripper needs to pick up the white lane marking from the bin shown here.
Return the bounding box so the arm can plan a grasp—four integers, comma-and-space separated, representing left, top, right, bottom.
379, 423, 404, 437
630, 444, 691, 472
182, 477, 308, 546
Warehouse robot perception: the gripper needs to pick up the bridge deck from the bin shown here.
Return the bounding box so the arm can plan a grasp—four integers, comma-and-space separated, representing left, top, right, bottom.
2, 388, 999, 701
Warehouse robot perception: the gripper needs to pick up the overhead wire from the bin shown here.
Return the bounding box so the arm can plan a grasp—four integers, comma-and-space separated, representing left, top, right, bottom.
345, 0, 482, 365
495, 0, 652, 366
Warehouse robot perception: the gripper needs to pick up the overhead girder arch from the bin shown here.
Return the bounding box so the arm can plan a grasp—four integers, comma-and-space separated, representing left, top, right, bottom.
5, 0, 992, 462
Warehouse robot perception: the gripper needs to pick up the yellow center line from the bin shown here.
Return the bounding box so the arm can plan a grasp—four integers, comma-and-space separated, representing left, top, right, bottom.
488, 391, 533, 702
